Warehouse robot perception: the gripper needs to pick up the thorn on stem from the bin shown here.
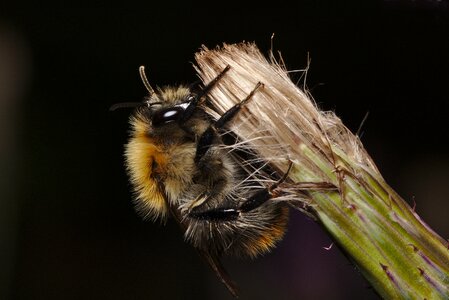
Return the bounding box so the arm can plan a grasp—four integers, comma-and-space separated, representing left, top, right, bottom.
348, 203, 357, 211
380, 263, 398, 287
408, 243, 419, 252
417, 267, 441, 292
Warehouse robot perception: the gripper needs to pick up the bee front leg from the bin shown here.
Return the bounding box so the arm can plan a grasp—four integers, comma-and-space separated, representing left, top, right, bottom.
194, 127, 216, 163
195, 82, 263, 162
180, 65, 231, 124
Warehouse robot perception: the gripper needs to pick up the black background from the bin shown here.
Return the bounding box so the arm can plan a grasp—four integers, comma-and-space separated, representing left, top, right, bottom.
1, 1, 449, 299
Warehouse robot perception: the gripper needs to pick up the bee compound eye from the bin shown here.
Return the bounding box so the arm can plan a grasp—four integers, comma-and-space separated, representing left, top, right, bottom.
151, 107, 182, 126
163, 110, 178, 118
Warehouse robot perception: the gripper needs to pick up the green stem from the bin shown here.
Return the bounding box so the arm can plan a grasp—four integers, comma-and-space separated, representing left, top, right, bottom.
295, 144, 449, 299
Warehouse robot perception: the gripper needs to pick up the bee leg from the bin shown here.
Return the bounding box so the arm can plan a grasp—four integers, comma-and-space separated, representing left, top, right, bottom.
214, 82, 263, 128
195, 82, 263, 162
188, 189, 274, 222
239, 161, 292, 212
189, 207, 240, 222
189, 162, 292, 221
189, 183, 280, 221
180, 65, 231, 123
195, 127, 215, 162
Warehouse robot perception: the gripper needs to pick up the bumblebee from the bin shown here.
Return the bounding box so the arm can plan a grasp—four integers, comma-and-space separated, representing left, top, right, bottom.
115, 66, 291, 296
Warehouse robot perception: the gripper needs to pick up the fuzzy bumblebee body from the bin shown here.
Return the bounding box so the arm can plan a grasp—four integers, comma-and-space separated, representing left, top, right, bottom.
118, 66, 295, 297
125, 79, 290, 258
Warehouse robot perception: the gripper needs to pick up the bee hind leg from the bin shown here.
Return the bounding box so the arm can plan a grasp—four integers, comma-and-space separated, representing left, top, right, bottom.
189, 162, 292, 222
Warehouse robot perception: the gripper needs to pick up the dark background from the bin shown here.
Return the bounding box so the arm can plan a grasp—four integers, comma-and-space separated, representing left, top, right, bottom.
1, 1, 449, 299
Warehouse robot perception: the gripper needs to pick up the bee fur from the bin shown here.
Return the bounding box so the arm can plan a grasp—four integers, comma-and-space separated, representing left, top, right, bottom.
124, 66, 290, 260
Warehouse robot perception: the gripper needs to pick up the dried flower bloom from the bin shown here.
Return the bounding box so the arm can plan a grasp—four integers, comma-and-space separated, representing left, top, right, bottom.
194, 42, 449, 299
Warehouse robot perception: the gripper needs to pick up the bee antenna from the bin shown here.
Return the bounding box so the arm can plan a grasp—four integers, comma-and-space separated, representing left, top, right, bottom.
109, 102, 144, 111
139, 66, 155, 95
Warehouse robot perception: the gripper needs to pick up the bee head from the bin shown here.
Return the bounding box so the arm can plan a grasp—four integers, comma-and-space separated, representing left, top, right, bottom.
145, 87, 196, 127
111, 66, 209, 141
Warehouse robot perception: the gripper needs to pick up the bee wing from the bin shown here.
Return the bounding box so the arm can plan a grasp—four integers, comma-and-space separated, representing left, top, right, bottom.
164, 196, 239, 298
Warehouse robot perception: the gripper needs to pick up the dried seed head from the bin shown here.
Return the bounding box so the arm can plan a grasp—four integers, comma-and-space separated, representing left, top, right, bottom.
194, 43, 379, 187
